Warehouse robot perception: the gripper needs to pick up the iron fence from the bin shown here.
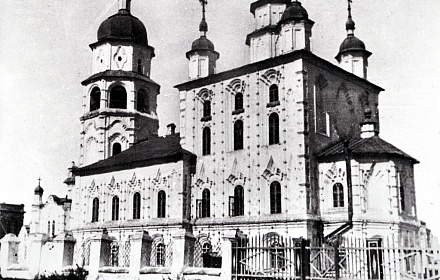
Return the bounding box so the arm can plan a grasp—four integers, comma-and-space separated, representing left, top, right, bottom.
232, 235, 440, 280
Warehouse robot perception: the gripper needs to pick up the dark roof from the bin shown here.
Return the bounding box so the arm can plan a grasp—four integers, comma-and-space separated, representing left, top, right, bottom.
50, 195, 72, 206
97, 10, 148, 46
186, 36, 219, 59
336, 35, 371, 61
34, 185, 44, 194
175, 49, 384, 92
317, 136, 419, 164
278, 1, 311, 25
74, 135, 195, 176
81, 70, 160, 88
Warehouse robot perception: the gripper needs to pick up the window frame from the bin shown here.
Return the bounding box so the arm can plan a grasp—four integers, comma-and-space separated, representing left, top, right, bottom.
269, 84, 279, 103
92, 197, 99, 222
133, 192, 141, 219
269, 113, 280, 145
332, 183, 344, 208
90, 87, 101, 111
201, 189, 211, 218
270, 181, 282, 214
202, 127, 211, 156
112, 196, 120, 221
157, 190, 166, 218
109, 85, 127, 109
234, 120, 244, 150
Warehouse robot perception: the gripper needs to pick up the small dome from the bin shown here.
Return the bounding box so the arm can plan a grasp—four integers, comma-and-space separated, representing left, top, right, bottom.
339, 35, 366, 53
97, 10, 148, 45
279, 1, 309, 24
34, 185, 44, 195
346, 17, 355, 31
191, 36, 215, 52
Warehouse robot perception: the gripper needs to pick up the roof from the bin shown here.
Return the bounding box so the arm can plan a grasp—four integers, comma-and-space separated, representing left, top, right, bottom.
49, 195, 72, 206
336, 35, 371, 61
97, 10, 148, 46
81, 70, 160, 88
175, 49, 384, 92
278, 1, 311, 25
74, 135, 195, 176
317, 136, 419, 164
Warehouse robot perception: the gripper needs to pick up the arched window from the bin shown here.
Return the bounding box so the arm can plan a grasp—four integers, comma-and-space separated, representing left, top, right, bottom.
137, 89, 149, 113
235, 92, 243, 111
156, 243, 165, 266
90, 87, 101, 111
202, 127, 211, 155
230, 185, 244, 216
234, 120, 244, 150
109, 85, 127, 109
112, 143, 122, 156
133, 192, 141, 219
158, 190, 166, 218
137, 59, 143, 74
269, 113, 280, 145
201, 189, 210, 218
270, 181, 282, 214
270, 240, 285, 269
269, 84, 279, 103
203, 100, 211, 117
333, 183, 344, 208
112, 196, 119, 220
92, 198, 99, 222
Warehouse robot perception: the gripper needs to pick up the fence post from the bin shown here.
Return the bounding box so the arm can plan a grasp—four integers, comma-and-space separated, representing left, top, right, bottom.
88, 229, 113, 276
27, 233, 48, 277
334, 238, 340, 280
42, 233, 76, 273
129, 230, 152, 275
221, 232, 237, 280
171, 229, 196, 276
300, 238, 310, 280
0, 234, 21, 278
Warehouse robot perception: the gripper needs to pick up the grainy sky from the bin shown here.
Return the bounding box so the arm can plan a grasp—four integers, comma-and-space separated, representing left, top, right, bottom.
0, 0, 439, 234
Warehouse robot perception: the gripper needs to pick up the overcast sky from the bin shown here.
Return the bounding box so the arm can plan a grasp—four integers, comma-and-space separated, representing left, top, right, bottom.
0, 0, 439, 234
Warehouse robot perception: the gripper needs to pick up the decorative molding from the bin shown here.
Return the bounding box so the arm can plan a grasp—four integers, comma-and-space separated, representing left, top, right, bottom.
196, 88, 213, 102
226, 79, 246, 95
260, 69, 281, 86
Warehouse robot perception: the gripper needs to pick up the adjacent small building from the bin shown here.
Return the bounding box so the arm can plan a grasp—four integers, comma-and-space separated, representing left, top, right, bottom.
0, 203, 25, 239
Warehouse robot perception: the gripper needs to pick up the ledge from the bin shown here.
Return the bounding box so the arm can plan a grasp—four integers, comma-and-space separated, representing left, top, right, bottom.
183, 267, 222, 276
99, 267, 129, 274
139, 267, 171, 274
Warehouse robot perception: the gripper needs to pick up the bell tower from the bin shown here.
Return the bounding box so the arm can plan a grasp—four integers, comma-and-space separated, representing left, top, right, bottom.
335, 0, 371, 79
80, 0, 160, 166
186, 0, 219, 80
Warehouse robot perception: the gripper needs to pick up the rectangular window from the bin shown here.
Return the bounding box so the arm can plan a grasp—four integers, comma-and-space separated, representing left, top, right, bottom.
196, 199, 202, 219
294, 29, 304, 49
229, 196, 235, 217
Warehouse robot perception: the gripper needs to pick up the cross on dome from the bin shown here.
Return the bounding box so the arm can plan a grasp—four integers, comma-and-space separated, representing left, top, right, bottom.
199, 0, 208, 35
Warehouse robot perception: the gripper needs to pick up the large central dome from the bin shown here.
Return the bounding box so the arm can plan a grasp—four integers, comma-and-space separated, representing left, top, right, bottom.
97, 10, 148, 45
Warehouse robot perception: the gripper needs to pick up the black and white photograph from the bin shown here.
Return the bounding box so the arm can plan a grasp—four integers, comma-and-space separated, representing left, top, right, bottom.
0, 0, 439, 279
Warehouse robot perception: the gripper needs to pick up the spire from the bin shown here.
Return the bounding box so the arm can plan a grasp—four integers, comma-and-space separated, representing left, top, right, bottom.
199, 0, 208, 36
346, 0, 355, 35
118, 0, 131, 13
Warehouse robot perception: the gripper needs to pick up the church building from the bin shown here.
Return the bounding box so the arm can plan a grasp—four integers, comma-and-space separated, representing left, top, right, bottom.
30, 0, 423, 266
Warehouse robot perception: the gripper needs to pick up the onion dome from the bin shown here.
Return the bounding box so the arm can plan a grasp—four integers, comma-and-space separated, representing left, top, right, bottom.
186, 1, 219, 60
338, 35, 366, 54
335, 2, 371, 62
278, 1, 309, 25
34, 180, 44, 195
97, 10, 148, 45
